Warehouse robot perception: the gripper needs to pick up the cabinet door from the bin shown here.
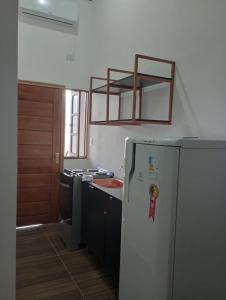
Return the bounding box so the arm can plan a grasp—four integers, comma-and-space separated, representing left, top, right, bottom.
86, 184, 106, 264
105, 195, 122, 278
81, 182, 89, 244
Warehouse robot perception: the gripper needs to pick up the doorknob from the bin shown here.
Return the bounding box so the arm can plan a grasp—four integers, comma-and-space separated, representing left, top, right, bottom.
55, 152, 60, 164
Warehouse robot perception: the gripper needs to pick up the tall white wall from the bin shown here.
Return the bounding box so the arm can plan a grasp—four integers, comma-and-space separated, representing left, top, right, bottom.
18, 0, 93, 89
18, 0, 226, 177
0, 1, 18, 299
18, 0, 94, 169
89, 0, 226, 177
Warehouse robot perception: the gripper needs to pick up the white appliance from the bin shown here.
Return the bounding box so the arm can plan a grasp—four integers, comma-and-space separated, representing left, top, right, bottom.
18, 0, 79, 34
119, 138, 226, 300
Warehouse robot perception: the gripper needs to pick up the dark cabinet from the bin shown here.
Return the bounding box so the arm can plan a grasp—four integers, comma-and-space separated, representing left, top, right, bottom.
105, 195, 122, 275
82, 182, 122, 277
86, 184, 106, 264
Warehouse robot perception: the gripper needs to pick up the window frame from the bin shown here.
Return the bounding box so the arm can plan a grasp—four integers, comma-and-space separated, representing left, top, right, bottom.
64, 89, 89, 159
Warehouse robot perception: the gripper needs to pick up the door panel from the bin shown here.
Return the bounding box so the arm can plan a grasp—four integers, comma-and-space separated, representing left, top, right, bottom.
18, 100, 53, 117
18, 159, 52, 174
17, 82, 64, 226
17, 187, 50, 203
18, 116, 53, 131
17, 201, 49, 217
18, 145, 52, 159
18, 84, 54, 102
17, 215, 49, 226
18, 131, 52, 145
18, 174, 52, 188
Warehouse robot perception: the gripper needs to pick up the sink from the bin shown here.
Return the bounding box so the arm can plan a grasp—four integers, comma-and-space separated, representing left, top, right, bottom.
93, 178, 123, 189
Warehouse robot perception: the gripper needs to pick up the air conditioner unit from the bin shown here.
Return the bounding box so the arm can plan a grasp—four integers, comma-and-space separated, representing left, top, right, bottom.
18, 0, 79, 35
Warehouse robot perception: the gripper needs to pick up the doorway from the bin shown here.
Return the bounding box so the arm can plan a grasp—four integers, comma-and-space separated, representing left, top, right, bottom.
17, 81, 65, 226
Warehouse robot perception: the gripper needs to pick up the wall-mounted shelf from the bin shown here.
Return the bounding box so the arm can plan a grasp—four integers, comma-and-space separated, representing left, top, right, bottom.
89, 54, 176, 126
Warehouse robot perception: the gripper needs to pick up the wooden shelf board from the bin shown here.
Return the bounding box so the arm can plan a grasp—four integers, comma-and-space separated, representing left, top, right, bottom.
92, 73, 172, 94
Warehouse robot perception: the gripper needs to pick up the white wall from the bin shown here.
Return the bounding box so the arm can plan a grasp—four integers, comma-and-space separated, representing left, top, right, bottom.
18, 0, 226, 177
18, 0, 92, 89
18, 0, 94, 169
89, 0, 226, 178
0, 1, 18, 299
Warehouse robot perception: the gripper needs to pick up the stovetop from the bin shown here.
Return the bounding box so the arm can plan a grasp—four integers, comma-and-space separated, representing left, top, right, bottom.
63, 168, 114, 179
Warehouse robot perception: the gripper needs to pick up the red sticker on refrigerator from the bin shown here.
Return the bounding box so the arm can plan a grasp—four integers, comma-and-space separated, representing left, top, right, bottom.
149, 184, 159, 221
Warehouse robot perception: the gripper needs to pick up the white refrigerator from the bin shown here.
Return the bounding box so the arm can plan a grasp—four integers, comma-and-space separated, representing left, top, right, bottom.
119, 138, 226, 300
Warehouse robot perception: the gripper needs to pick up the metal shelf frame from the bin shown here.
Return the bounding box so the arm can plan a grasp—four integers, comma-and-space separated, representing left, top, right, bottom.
89, 54, 176, 126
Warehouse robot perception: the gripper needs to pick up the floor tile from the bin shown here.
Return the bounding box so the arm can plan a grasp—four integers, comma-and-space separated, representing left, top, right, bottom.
60, 250, 117, 299
17, 234, 55, 259
17, 255, 70, 289
17, 277, 82, 300
59, 250, 101, 276
16, 224, 118, 300
16, 226, 44, 240
42, 223, 59, 236
74, 270, 116, 300
46, 232, 69, 255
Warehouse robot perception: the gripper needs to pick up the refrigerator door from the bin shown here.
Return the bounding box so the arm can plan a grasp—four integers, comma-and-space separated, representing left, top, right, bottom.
119, 142, 180, 300
173, 148, 226, 300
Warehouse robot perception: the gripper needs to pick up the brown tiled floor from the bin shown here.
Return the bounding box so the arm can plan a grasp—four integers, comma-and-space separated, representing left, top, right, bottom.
16, 225, 117, 300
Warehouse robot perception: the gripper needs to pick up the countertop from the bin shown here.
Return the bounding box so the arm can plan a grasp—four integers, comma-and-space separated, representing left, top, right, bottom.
89, 181, 124, 201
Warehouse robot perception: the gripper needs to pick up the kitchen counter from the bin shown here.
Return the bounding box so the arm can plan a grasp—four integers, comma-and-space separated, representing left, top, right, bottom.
90, 181, 124, 201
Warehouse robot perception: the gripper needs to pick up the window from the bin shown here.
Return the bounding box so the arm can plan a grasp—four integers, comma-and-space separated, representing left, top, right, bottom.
64, 89, 88, 158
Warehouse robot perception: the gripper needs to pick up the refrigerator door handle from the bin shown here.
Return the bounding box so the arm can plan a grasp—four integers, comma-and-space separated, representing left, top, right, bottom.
125, 143, 136, 203
129, 143, 136, 184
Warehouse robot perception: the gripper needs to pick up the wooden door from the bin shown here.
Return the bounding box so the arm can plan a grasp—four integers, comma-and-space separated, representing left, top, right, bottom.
17, 81, 65, 226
